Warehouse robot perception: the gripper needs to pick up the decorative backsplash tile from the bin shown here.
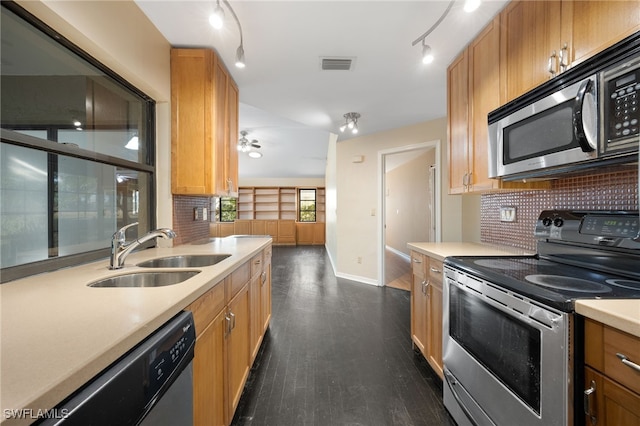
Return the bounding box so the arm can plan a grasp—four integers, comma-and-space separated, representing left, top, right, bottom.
172, 195, 211, 246
481, 166, 639, 252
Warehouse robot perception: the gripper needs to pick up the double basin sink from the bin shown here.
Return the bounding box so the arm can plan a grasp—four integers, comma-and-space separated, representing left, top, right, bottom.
88, 254, 231, 288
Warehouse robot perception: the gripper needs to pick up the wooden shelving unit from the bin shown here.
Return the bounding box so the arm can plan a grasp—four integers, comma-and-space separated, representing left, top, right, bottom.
235, 187, 325, 245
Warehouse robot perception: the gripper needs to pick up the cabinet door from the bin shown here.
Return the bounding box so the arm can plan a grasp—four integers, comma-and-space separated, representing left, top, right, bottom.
193, 310, 226, 426
248, 273, 262, 363
584, 367, 640, 426
426, 258, 444, 379
313, 222, 325, 245
410, 252, 428, 354
226, 284, 250, 424
226, 79, 239, 196
563, 1, 640, 67
265, 220, 278, 241
251, 220, 266, 236
468, 17, 501, 192
278, 220, 296, 245
260, 261, 272, 333
447, 50, 470, 194
170, 49, 215, 195
296, 223, 315, 245
500, 0, 562, 102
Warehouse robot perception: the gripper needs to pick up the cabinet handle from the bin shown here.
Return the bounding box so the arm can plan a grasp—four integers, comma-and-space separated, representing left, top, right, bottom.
583, 380, 597, 425
412, 257, 422, 264
462, 173, 468, 189
229, 312, 236, 330
548, 50, 558, 77
559, 43, 569, 72
430, 266, 441, 274
616, 352, 640, 372
225, 314, 232, 336
422, 279, 430, 296
261, 271, 267, 284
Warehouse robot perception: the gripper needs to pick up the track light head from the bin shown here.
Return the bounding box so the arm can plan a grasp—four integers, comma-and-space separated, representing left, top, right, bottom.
422, 43, 434, 64
464, 0, 481, 13
209, 2, 224, 29
235, 44, 246, 68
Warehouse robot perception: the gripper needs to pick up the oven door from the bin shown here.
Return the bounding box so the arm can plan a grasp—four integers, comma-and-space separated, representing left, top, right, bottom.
488, 74, 598, 180
443, 267, 573, 426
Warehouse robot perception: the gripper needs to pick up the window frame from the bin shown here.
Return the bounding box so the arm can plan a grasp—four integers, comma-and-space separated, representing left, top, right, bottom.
0, 3, 156, 283
217, 196, 237, 222
298, 188, 317, 223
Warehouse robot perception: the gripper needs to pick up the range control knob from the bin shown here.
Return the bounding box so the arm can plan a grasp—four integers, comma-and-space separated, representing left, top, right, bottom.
553, 217, 564, 227
542, 217, 553, 227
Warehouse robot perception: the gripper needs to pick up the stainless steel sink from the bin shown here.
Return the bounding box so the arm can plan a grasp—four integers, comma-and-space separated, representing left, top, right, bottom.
88, 271, 200, 288
136, 254, 231, 268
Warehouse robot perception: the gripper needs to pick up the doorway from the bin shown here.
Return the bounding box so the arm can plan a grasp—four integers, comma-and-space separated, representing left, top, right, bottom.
377, 141, 441, 288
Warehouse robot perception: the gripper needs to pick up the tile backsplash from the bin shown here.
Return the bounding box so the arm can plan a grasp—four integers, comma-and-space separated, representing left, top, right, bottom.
172, 195, 211, 246
481, 166, 639, 252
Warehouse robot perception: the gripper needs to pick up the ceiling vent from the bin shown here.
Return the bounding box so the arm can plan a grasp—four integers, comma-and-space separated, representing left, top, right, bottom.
320, 57, 356, 71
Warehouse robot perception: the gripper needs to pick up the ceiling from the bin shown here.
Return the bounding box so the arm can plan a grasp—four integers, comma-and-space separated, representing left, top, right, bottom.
135, 0, 508, 179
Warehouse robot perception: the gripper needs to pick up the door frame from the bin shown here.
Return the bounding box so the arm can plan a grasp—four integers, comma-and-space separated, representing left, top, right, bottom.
377, 140, 442, 287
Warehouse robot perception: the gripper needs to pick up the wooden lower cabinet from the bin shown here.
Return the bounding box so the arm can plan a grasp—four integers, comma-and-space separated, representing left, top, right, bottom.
277, 220, 296, 245
409, 250, 443, 379
187, 246, 272, 425
295, 222, 325, 245
584, 318, 640, 426
261, 247, 272, 333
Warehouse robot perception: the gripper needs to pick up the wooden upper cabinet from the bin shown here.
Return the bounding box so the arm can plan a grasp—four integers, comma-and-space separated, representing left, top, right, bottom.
171, 48, 239, 196
501, 0, 640, 103
500, 0, 562, 103
447, 50, 469, 195
468, 17, 502, 192
562, 1, 640, 67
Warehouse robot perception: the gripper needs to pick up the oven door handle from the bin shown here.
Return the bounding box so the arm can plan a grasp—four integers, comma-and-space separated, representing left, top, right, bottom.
444, 370, 481, 426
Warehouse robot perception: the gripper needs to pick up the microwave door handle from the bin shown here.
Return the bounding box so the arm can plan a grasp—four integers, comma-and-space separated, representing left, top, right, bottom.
573, 78, 597, 153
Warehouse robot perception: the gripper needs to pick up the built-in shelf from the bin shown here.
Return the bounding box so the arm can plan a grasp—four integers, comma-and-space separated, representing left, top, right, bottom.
238, 186, 325, 222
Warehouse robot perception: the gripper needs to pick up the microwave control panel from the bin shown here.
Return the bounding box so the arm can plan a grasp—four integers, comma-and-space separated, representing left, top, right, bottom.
602, 55, 640, 152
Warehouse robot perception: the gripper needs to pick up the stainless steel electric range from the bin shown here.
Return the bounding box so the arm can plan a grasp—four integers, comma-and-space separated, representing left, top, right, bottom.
442, 209, 640, 426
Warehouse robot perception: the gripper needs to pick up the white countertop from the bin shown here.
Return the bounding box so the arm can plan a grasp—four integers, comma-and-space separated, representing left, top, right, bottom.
576, 299, 640, 337
0, 236, 271, 425
407, 241, 532, 261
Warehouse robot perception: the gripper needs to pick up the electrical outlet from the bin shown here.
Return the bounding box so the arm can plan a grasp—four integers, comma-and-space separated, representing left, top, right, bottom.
193, 207, 199, 221
500, 206, 516, 222
203, 207, 208, 221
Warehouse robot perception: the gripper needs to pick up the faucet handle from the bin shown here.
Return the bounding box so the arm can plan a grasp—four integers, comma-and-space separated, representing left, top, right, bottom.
113, 222, 139, 242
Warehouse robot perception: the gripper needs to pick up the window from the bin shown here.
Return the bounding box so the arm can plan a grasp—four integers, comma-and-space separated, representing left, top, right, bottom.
214, 197, 237, 222
298, 189, 317, 222
0, 4, 155, 282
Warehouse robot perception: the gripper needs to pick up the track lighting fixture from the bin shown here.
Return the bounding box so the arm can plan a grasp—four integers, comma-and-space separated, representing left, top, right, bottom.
412, 0, 480, 64
339, 112, 360, 135
209, 0, 246, 68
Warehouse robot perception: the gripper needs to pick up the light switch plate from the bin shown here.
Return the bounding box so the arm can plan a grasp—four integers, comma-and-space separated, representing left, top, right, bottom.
500, 206, 516, 222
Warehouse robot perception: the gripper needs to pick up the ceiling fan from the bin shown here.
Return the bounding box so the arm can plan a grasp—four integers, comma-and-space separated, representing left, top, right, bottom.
238, 130, 261, 157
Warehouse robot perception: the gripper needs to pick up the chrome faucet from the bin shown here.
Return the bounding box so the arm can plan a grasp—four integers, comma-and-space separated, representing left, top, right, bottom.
109, 222, 177, 269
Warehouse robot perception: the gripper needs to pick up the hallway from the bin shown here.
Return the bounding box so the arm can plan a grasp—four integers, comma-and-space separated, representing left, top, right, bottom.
232, 246, 454, 426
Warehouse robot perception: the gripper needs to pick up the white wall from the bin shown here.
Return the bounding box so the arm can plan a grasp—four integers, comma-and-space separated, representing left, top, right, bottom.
328, 117, 463, 284
385, 150, 436, 257
15, 0, 175, 237
239, 177, 325, 187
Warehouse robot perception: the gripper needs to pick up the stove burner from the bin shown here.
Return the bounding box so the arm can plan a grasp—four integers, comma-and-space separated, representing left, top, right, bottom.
605, 279, 640, 291
525, 275, 612, 293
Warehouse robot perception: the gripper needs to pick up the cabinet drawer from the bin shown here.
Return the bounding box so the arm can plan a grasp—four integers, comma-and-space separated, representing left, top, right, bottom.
250, 253, 263, 278
229, 261, 250, 299
411, 251, 426, 279
604, 325, 640, 394
187, 281, 225, 337
428, 258, 443, 289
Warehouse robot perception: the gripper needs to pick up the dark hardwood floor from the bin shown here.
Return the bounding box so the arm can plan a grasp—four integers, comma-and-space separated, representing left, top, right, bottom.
231, 246, 455, 426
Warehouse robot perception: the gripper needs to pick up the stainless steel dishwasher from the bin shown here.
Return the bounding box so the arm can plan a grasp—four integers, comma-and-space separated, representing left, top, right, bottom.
39, 311, 196, 426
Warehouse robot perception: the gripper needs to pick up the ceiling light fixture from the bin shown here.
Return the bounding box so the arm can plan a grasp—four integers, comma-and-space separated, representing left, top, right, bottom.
412, 0, 480, 64
339, 112, 361, 135
209, 0, 225, 29
248, 151, 262, 159
209, 0, 246, 68
238, 130, 261, 154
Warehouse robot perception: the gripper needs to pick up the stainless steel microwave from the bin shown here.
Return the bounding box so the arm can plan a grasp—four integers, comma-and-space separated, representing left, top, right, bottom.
488, 51, 640, 180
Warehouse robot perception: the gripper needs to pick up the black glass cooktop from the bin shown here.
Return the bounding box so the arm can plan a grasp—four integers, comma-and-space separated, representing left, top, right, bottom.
444, 255, 640, 312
